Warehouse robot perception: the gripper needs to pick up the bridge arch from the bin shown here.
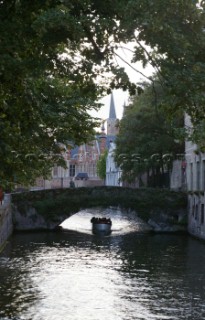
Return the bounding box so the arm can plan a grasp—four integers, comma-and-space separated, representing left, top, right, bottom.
12, 186, 187, 231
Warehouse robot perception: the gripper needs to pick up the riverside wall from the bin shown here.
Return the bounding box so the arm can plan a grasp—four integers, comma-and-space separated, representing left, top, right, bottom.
0, 194, 13, 251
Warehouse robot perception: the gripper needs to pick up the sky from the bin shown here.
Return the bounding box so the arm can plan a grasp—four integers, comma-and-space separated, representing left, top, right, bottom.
91, 43, 154, 121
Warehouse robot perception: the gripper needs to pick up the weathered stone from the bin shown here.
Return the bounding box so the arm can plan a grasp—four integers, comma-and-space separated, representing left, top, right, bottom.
11, 187, 187, 232
148, 219, 187, 233
12, 205, 70, 231
0, 195, 13, 250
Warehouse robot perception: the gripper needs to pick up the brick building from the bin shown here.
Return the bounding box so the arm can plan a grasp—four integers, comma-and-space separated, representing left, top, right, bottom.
72, 93, 119, 187
31, 93, 119, 189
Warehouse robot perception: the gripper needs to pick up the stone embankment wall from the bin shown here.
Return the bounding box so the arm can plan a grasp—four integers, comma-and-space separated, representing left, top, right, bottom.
188, 193, 205, 240
0, 194, 13, 250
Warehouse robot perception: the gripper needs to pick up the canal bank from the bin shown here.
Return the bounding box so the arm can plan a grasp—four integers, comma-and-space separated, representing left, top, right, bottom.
0, 194, 13, 252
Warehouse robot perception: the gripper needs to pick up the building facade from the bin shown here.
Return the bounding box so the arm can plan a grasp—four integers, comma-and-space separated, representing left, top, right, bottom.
32, 93, 119, 189
106, 142, 122, 186
73, 92, 119, 186
185, 115, 205, 240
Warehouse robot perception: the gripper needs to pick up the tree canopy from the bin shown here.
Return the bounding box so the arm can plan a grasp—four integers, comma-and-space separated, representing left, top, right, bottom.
108, 0, 205, 148
1, 0, 205, 188
97, 150, 108, 180
115, 81, 184, 186
0, 0, 130, 188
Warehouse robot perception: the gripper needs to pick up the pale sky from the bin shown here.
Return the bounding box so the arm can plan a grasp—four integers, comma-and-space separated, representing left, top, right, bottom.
91, 43, 154, 121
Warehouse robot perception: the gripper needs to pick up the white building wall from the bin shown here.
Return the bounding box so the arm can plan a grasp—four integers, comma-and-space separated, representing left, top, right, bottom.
170, 160, 186, 190
106, 142, 122, 187
185, 114, 205, 240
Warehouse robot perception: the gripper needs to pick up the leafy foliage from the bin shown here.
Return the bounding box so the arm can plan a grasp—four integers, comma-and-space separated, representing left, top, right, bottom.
1, 0, 205, 188
97, 150, 108, 179
0, 0, 130, 188
115, 81, 184, 185
117, 0, 205, 143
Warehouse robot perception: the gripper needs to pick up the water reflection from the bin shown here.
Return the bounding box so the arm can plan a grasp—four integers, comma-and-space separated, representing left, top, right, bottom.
61, 207, 149, 235
0, 209, 205, 319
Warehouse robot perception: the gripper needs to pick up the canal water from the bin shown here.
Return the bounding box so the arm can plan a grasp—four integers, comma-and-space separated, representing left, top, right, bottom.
0, 207, 205, 320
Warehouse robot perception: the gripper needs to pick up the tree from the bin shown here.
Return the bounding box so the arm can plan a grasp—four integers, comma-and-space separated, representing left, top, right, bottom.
0, 0, 131, 188
115, 81, 184, 186
116, 0, 205, 145
1, 0, 205, 188
97, 150, 108, 180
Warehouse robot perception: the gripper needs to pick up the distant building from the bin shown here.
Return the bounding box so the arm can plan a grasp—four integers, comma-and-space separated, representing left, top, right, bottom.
31, 149, 71, 190
71, 127, 106, 187
106, 142, 122, 186
73, 93, 119, 187
31, 93, 119, 189
104, 94, 122, 187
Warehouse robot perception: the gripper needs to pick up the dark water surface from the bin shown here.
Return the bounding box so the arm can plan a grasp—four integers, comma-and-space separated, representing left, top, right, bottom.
0, 208, 205, 320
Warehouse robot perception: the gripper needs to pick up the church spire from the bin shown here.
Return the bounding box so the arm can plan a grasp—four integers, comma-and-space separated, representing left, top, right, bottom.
109, 93, 117, 119
107, 93, 118, 136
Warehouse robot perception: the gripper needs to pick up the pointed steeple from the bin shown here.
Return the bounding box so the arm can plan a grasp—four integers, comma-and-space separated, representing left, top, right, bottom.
109, 93, 117, 119
107, 93, 118, 136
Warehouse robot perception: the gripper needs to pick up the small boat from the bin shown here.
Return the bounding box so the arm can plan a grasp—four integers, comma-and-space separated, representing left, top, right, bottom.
90, 217, 112, 235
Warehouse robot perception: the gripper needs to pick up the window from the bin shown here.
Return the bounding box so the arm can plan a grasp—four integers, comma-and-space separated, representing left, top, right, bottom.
203, 160, 205, 190
201, 204, 204, 225
69, 164, 75, 177
190, 163, 193, 190
192, 205, 195, 217
92, 153, 97, 160
197, 161, 200, 190
195, 204, 198, 221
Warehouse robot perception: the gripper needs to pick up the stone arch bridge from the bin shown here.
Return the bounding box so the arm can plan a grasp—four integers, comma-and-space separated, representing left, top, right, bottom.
12, 186, 187, 232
